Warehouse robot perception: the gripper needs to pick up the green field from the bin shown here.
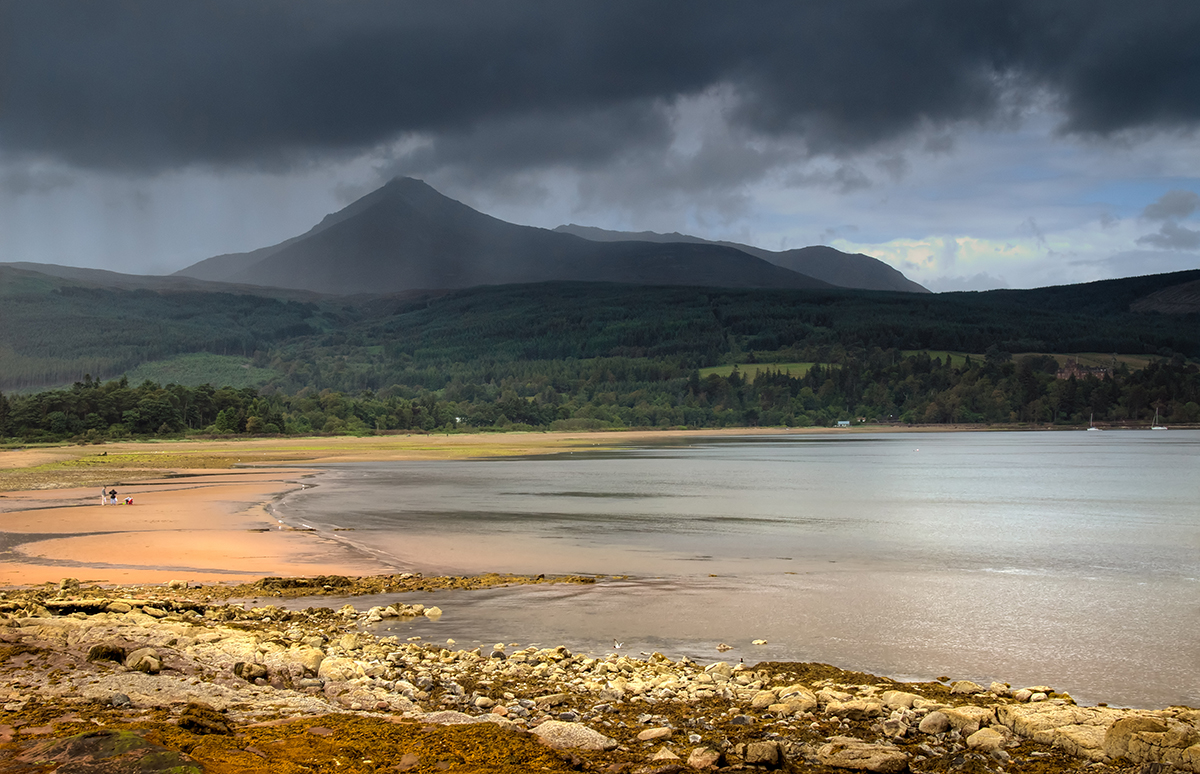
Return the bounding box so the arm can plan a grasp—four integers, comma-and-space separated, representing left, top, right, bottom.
124, 353, 281, 388
698, 362, 816, 382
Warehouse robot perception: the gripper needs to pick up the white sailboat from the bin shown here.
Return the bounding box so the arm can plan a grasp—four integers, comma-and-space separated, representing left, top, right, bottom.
1087, 412, 1102, 431
1151, 407, 1168, 431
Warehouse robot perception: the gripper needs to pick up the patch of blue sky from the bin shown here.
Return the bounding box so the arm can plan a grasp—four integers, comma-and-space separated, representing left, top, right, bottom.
1082, 179, 1200, 218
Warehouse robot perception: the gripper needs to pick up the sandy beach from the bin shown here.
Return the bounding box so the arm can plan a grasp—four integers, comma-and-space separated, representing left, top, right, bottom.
0, 428, 828, 587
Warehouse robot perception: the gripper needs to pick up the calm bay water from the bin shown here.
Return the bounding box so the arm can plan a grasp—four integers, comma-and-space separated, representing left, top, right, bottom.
276, 431, 1200, 708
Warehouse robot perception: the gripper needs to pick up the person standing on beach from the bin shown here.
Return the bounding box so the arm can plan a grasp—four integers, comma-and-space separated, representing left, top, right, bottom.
108, 488, 118, 505
100, 487, 107, 506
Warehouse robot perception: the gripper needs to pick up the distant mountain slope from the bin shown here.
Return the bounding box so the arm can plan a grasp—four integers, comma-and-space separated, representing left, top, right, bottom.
555, 224, 929, 293
0, 262, 320, 299
176, 178, 835, 294
1129, 278, 1200, 314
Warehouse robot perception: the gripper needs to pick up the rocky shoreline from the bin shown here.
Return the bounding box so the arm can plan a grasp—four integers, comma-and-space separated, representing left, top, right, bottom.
1, 575, 1197, 774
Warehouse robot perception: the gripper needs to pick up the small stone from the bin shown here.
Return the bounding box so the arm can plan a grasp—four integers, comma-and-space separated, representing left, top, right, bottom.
1013, 689, 1033, 702
166, 579, 188, 590
110, 693, 131, 707
950, 680, 985, 695
106, 601, 132, 614
988, 681, 1010, 696
474, 696, 495, 709
424, 606, 443, 619
637, 727, 673, 741
751, 639, 767, 645
687, 747, 722, 769
1030, 692, 1048, 702
715, 643, 733, 652
650, 747, 681, 761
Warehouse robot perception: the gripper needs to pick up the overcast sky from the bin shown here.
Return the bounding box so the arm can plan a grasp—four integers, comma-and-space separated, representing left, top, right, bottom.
2, 1, 1199, 291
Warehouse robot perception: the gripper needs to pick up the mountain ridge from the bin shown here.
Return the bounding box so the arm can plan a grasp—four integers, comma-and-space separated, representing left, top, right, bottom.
554, 223, 929, 293
176, 178, 841, 294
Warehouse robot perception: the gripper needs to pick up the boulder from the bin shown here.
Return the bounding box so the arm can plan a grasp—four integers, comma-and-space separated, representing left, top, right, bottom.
941, 705, 995, 734
232, 661, 268, 682
57, 578, 81, 596
966, 727, 1006, 753
825, 699, 885, 720
1105, 717, 1200, 770
317, 657, 365, 682
919, 711, 951, 734
295, 647, 325, 676
124, 647, 161, 674
744, 740, 782, 767
880, 690, 922, 709
997, 703, 1125, 747
776, 684, 818, 712
950, 680, 985, 695
818, 736, 909, 773
87, 643, 126, 664
1054, 724, 1110, 761
750, 689, 779, 709
531, 720, 618, 751
1103, 716, 1169, 761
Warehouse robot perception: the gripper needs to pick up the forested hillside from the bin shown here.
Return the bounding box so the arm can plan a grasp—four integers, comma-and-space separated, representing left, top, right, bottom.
1, 269, 1198, 440
2, 348, 1196, 441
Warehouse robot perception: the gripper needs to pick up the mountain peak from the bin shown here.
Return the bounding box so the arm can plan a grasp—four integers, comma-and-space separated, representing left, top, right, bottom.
174, 179, 846, 295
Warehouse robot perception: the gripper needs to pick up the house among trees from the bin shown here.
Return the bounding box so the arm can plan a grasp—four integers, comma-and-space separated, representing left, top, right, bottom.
1055, 358, 1111, 381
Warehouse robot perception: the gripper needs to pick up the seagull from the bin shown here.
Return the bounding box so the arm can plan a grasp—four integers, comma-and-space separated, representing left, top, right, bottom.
613, 640, 623, 650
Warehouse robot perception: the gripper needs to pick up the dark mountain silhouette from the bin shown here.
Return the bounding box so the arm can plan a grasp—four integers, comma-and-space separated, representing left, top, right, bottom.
555, 224, 929, 293
175, 178, 835, 294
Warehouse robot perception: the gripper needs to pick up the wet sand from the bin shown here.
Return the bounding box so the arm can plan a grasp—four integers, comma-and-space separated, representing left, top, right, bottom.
0, 429, 835, 587
0, 469, 405, 586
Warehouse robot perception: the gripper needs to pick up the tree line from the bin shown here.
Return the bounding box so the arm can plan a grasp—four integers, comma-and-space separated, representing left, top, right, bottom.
2, 350, 1196, 442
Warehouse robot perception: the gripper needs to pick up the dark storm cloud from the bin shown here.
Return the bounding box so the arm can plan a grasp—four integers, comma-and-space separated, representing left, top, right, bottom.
2, 0, 1199, 175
